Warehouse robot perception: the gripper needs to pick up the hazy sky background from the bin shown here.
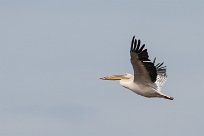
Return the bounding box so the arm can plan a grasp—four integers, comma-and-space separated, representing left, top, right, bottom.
0, 0, 204, 136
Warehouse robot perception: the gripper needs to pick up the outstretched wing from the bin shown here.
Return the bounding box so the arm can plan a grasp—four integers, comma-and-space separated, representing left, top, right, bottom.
130, 36, 159, 83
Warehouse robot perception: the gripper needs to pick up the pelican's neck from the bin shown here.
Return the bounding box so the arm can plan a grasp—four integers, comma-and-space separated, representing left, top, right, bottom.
119, 78, 134, 89
118, 73, 134, 89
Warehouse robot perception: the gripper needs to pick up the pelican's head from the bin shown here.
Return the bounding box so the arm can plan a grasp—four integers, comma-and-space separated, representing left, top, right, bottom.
100, 73, 133, 81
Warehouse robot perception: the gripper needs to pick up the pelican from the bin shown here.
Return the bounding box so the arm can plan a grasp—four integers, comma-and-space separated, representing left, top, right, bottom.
100, 36, 174, 100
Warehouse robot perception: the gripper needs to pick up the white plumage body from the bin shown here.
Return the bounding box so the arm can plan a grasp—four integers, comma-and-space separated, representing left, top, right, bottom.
119, 74, 161, 98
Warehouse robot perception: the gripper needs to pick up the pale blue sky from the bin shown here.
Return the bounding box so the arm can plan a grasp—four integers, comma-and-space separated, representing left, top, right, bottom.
0, 0, 204, 136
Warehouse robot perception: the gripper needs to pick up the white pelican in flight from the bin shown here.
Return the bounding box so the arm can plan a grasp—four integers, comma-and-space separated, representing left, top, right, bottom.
100, 36, 174, 100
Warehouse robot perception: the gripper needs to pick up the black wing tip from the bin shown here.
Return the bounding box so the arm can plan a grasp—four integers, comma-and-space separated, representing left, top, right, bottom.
154, 59, 167, 74
130, 36, 146, 53
153, 57, 156, 64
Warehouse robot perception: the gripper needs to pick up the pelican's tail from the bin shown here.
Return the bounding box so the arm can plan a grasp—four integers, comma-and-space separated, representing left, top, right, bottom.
162, 95, 174, 100
158, 92, 174, 100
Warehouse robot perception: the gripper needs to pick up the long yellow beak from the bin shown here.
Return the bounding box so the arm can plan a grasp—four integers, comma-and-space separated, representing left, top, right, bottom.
100, 74, 129, 80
